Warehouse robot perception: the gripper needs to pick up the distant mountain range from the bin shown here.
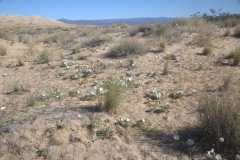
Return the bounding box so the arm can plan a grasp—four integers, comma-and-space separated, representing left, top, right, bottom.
57, 17, 174, 25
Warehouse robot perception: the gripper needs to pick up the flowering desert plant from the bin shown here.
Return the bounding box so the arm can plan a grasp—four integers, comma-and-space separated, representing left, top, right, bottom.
80, 65, 92, 77
170, 90, 183, 99
117, 118, 131, 128
96, 126, 113, 140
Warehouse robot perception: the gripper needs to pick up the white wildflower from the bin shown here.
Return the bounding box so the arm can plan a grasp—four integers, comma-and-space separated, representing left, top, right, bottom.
128, 77, 133, 82
152, 88, 157, 93
173, 133, 180, 140
99, 87, 103, 93
186, 139, 194, 146
219, 137, 224, 142
176, 90, 184, 95
235, 154, 240, 160
207, 148, 215, 157
156, 92, 162, 99
0, 107, 6, 111
215, 154, 222, 160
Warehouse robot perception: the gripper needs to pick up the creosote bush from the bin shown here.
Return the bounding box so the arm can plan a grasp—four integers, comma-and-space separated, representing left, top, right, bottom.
106, 39, 147, 58
0, 45, 7, 56
198, 81, 240, 152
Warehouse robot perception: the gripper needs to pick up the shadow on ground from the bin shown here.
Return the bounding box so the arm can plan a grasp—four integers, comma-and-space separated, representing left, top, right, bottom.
136, 126, 211, 158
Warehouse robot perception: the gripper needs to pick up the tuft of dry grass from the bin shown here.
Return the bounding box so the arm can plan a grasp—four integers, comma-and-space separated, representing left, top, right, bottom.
35, 49, 51, 64
26, 93, 36, 107
202, 45, 212, 56
0, 45, 7, 56
224, 28, 231, 37
156, 37, 166, 52
129, 24, 153, 37
42, 35, 57, 44
72, 44, 81, 54
232, 46, 240, 66
6, 81, 28, 95
106, 38, 147, 58
162, 60, 169, 75
99, 77, 123, 114
81, 37, 108, 48
234, 25, 240, 38
198, 80, 240, 152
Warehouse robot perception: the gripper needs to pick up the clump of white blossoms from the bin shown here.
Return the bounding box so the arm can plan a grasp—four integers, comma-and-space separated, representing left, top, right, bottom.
118, 76, 133, 88
215, 154, 222, 160
81, 90, 97, 101
118, 118, 131, 128
61, 59, 73, 67
39, 92, 49, 100
186, 139, 194, 146
136, 118, 145, 126
236, 154, 240, 160
81, 65, 92, 77
171, 90, 184, 99
150, 88, 165, 102
173, 133, 180, 140
56, 68, 66, 77
219, 137, 224, 142
94, 81, 107, 95
70, 69, 80, 80
206, 148, 222, 159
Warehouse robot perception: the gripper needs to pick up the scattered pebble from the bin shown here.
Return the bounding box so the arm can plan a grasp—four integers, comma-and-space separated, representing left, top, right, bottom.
3, 73, 7, 77
0, 107, 6, 111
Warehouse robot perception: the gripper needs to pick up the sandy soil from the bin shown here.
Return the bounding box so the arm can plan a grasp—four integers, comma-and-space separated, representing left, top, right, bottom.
0, 15, 240, 160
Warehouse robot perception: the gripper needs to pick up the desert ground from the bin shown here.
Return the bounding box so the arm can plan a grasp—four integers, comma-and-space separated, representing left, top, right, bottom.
0, 15, 240, 160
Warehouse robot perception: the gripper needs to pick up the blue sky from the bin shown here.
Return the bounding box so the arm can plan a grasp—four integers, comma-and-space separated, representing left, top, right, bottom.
0, 0, 239, 20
